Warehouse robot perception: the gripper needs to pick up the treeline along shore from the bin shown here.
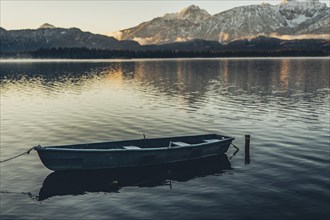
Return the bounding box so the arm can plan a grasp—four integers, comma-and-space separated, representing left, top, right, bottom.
1, 37, 329, 59
1, 47, 329, 59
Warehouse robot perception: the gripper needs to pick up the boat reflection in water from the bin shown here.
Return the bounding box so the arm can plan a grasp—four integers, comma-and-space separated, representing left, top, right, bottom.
38, 154, 231, 201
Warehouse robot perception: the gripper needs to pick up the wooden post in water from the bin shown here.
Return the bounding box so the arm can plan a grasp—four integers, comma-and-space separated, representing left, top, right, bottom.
245, 135, 250, 165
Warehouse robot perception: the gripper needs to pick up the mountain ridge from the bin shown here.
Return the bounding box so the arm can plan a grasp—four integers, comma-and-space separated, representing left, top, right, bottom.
0, 25, 140, 52
0, 0, 329, 55
111, 0, 329, 44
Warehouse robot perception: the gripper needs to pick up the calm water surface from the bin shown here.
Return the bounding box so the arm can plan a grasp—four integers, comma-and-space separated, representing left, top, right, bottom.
0, 58, 329, 220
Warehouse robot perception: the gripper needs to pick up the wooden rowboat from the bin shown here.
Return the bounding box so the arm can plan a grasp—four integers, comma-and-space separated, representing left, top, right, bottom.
34, 134, 235, 171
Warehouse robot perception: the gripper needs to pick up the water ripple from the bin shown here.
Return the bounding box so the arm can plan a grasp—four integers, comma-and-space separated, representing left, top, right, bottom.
1, 58, 329, 220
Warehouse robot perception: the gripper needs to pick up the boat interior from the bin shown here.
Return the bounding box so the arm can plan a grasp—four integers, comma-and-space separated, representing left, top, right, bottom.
46, 134, 231, 149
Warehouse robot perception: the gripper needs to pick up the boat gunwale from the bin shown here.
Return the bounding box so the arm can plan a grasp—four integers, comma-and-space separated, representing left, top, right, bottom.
37, 138, 234, 152
35, 134, 234, 152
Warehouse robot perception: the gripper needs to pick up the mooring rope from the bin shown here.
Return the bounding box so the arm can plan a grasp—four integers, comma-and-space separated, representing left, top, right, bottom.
1, 190, 39, 201
231, 143, 239, 151
229, 143, 239, 160
0, 147, 36, 163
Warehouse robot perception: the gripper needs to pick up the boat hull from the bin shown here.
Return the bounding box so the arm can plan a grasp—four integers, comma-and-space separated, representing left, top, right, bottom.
35, 134, 234, 171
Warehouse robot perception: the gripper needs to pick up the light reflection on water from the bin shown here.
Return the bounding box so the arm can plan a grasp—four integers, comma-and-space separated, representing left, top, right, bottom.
0, 58, 329, 220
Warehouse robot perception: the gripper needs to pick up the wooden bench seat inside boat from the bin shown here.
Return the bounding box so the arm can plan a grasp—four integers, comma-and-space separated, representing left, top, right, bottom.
171, 141, 190, 146
122, 146, 141, 149
203, 139, 221, 143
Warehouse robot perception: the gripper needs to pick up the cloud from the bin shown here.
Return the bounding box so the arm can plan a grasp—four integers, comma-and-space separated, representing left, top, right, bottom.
269, 33, 330, 40
107, 31, 123, 40
133, 37, 155, 45
175, 37, 192, 42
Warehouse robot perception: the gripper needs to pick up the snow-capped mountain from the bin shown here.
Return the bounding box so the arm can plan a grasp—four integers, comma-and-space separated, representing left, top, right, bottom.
112, 5, 210, 45
163, 5, 211, 22
113, 0, 329, 44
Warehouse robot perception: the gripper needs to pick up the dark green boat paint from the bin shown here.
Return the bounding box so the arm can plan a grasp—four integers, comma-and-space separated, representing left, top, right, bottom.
35, 134, 234, 171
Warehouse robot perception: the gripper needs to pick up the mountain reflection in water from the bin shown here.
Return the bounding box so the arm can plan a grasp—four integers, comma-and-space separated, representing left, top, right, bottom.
38, 154, 231, 201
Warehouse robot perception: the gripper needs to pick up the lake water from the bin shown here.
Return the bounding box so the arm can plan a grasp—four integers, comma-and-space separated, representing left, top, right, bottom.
0, 58, 329, 220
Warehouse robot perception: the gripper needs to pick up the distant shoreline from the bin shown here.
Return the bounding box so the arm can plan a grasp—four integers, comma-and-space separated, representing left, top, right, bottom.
1, 57, 329, 63
1, 47, 329, 60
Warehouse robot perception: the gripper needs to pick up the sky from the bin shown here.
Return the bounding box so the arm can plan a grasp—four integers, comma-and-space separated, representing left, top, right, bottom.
1, 0, 329, 35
